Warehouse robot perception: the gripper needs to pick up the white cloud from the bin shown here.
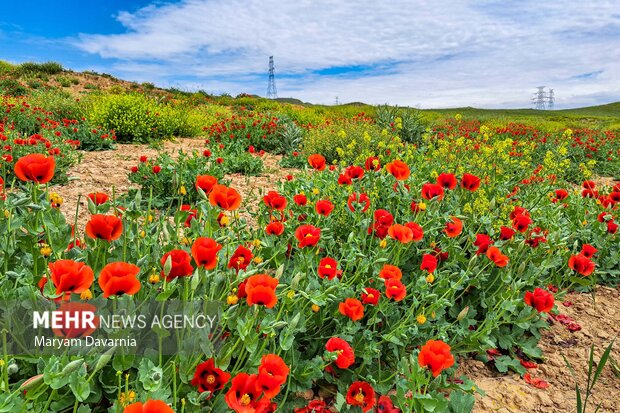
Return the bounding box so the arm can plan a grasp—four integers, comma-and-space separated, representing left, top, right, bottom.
73, 0, 620, 108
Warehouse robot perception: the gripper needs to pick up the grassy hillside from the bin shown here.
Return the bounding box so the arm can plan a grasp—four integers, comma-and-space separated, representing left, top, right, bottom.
1, 59, 619, 131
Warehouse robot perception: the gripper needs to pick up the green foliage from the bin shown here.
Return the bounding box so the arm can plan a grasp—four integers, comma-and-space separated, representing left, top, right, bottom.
303, 115, 400, 164
376, 104, 427, 145
28, 89, 83, 119
0, 79, 28, 97
0, 60, 17, 75
18, 61, 64, 76
127, 151, 225, 206
55, 76, 79, 87
87, 93, 193, 143
564, 341, 615, 413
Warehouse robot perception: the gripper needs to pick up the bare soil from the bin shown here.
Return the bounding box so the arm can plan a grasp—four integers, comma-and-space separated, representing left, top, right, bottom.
465, 286, 619, 413
51, 140, 620, 413
50, 139, 295, 230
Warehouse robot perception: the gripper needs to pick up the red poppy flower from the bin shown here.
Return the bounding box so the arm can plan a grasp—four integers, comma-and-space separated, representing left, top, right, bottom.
190, 358, 230, 395
339, 298, 364, 321
460, 173, 481, 191
85, 214, 123, 242
388, 224, 414, 243
405, 222, 424, 241
228, 245, 253, 272
318, 257, 341, 280
338, 173, 352, 185
295, 225, 321, 248
345, 165, 365, 180
421, 183, 445, 200
257, 354, 289, 399
361, 287, 380, 305
377, 395, 401, 413
379, 264, 402, 280
209, 184, 242, 211
124, 400, 175, 413
263, 191, 287, 211
553, 189, 569, 202
418, 339, 455, 377
152, 165, 161, 174
433, 246, 449, 262
195, 175, 218, 194
523, 373, 549, 389
293, 194, 308, 206
51, 302, 98, 339
87, 192, 109, 205
98, 262, 141, 298
568, 254, 595, 276
347, 192, 370, 212
608, 220, 618, 234
520, 359, 538, 369
436, 173, 457, 189
486, 246, 509, 267
444, 217, 463, 238
365, 156, 381, 171
161, 250, 194, 280
369, 209, 394, 238
225, 373, 266, 412
385, 278, 406, 301
499, 226, 516, 240
14, 153, 56, 184
294, 400, 327, 413
345, 381, 376, 412
473, 234, 493, 255
308, 154, 326, 171
325, 337, 355, 369
265, 221, 284, 236
512, 214, 533, 233
191, 237, 222, 270
49, 259, 94, 296
315, 199, 334, 216
582, 180, 596, 189
245, 274, 278, 308
524, 287, 554, 313
385, 159, 410, 180
180, 204, 197, 227
510, 206, 530, 220
420, 254, 438, 273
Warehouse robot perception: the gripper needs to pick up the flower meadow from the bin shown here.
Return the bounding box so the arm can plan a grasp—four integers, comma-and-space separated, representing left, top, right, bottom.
0, 90, 619, 413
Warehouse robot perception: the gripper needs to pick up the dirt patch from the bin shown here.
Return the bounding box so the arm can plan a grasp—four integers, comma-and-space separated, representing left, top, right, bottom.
51, 139, 297, 230
465, 286, 620, 413
50, 138, 205, 230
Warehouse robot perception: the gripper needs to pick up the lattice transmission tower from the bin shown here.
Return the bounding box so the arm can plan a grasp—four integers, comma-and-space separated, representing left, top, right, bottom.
267, 56, 278, 99
532, 86, 547, 110
547, 89, 554, 110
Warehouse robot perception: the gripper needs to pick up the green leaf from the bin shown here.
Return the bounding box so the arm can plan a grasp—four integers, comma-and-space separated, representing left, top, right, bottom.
69, 365, 90, 401
138, 358, 163, 392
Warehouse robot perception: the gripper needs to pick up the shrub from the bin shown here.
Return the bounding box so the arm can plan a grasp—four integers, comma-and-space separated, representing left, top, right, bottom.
303, 114, 401, 165
376, 104, 427, 145
0, 79, 28, 97
203, 111, 282, 152
28, 89, 84, 119
87, 93, 192, 143
0, 60, 17, 75
18, 61, 64, 76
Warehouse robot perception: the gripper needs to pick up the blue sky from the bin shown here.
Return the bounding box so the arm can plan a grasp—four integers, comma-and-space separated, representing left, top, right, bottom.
1, 1, 619, 109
